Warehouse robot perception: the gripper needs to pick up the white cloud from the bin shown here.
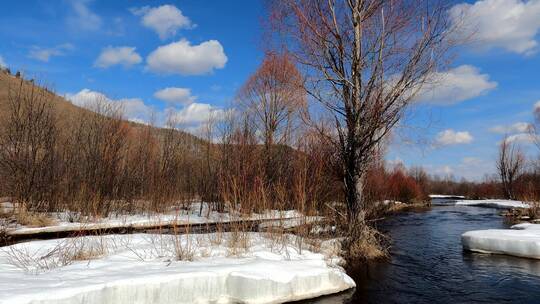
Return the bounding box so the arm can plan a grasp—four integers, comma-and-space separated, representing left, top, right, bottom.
154, 87, 196, 105
94, 46, 142, 68
173, 103, 226, 124
146, 39, 227, 75
28, 43, 74, 62
0, 55, 6, 68
416, 65, 497, 105
489, 122, 532, 134
435, 129, 474, 146
506, 133, 539, 144
534, 100, 540, 119
67, 0, 102, 31
131, 5, 192, 40
65, 89, 152, 123
65, 89, 230, 129
450, 0, 540, 55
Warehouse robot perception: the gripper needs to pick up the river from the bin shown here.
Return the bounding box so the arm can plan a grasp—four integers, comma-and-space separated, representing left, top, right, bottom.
307, 204, 540, 303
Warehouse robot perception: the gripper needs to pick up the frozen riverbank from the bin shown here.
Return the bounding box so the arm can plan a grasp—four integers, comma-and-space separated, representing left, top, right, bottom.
455, 199, 529, 209
462, 223, 540, 259
0, 233, 354, 304
5, 203, 310, 236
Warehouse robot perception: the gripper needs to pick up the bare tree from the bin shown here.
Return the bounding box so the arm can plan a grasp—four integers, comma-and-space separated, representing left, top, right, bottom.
238, 52, 305, 148
237, 52, 306, 184
65, 98, 129, 215
269, 0, 456, 227
0, 80, 59, 211
497, 136, 525, 200
198, 112, 220, 215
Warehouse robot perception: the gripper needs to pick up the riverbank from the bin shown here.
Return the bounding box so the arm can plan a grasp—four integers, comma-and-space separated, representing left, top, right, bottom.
3, 203, 307, 235
1, 203, 323, 246
0, 233, 355, 304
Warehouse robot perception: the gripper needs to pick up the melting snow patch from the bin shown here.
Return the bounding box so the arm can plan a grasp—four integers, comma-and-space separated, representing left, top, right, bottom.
455, 199, 529, 209
0, 233, 354, 304
8, 203, 309, 236
462, 224, 540, 259
429, 194, 465, 199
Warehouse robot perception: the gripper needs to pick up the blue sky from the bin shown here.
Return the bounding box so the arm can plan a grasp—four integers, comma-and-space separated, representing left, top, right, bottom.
0, 0, 539, 180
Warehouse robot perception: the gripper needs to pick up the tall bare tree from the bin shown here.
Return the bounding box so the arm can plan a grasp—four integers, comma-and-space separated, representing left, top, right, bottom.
269, 0, 456, 226
0, 80, 58, 211
238, 52, 306, 148
66, 99, 129, 214
497, 137, 525, 200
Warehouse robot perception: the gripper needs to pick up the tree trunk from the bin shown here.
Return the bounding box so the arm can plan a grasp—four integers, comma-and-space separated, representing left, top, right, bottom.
343, 134, 366, 227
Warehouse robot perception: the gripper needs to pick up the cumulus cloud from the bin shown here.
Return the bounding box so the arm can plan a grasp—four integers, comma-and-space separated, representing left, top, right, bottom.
94, 46, 142, 68
28, 43, 74, 62
0, 55, 6, 68
489, 122, 532, 134
65, 89, 229, 130
131, 4, 192, 40
146, 39, 227, 75
154, 87, 196, 105
450, 0, 540, 55
435, 129, 474, 146
65, 89, 152, 123
415, 65, 497, 105
67, 0, 102, 31
506, 133, 539, 144
173, 103, 226, 124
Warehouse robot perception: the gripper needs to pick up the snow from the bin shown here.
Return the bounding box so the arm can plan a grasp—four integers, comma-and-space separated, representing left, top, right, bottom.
7, 203, 309, 236
429, 194, 465, 199
511, 223, 540, 231
462, 223, 540, 259
0, 233, 354, 304
455, 199, 529, 209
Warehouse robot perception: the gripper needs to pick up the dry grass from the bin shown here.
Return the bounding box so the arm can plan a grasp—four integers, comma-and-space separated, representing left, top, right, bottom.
528, 202, 540, 219
66, 237, 107, 261
16, 212, 57, 227
227, 230, 251, 257
4, 236, 110, 273
342, 225, 389, 264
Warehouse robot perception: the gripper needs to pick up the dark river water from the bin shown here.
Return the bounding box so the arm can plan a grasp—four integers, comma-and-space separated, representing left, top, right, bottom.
306, 204, 540, 303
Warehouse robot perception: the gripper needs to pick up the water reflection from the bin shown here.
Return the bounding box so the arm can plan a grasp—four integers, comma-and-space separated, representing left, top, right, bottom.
305, 205, 540, 303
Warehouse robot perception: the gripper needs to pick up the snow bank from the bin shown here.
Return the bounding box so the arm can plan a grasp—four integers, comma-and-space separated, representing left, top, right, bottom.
455, 199, 529, 209
0, 233, 354, 304
462, 224, 540, 259
429, 194, 465, 199
8, 203, 309, 236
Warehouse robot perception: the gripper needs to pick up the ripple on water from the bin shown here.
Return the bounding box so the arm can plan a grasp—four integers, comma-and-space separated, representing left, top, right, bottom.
303, 205, 540, 304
